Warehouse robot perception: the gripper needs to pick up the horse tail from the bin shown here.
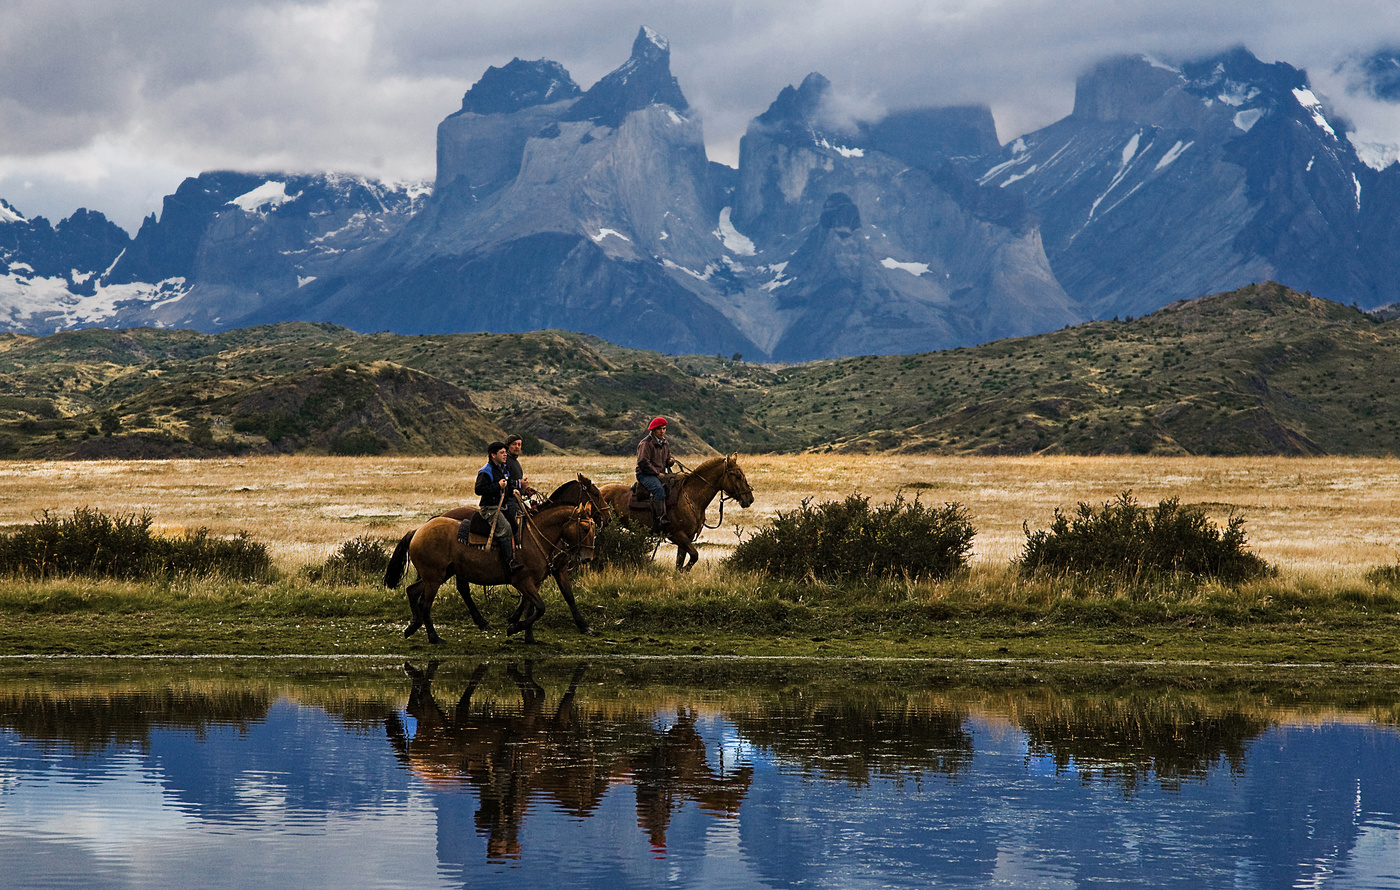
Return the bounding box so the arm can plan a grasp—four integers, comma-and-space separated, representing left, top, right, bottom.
384, 529, 414, 588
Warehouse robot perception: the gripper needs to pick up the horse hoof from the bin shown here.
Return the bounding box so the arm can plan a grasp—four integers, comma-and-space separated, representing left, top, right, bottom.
403, 625, 416, 639
506, 623, 521, 636
428, 635, 443, 645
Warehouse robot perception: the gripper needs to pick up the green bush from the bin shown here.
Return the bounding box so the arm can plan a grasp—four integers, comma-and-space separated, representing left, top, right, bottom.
304, 534, 389, 584
0, 507, 272, 581
1019, 491, 1271, 584
587, 521, 661, 571
726, 493, 975, 582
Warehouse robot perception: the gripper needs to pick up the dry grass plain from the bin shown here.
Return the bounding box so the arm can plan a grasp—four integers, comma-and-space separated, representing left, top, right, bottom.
0, 454, 1395, 581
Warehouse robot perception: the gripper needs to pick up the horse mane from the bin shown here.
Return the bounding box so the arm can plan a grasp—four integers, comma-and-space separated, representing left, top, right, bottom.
684, 455, 729, 480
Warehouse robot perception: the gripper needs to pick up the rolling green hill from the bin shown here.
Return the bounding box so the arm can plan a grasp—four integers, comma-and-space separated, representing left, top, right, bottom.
0, 282, 1395, 458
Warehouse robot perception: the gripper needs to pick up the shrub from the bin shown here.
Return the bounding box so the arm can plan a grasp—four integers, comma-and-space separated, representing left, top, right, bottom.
304, 534, 389, 584
1019, 491, 1271, 584
726, 493, 975, 582
0, 507, 272, 581
587, 521, 661, 571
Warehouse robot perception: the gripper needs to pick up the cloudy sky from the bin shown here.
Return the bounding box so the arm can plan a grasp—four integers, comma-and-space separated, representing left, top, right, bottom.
4, 0, 1400, 233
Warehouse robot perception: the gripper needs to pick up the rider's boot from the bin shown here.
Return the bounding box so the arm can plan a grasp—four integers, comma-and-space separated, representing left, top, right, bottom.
498, 537, 524, 576
650, 499, 670, 531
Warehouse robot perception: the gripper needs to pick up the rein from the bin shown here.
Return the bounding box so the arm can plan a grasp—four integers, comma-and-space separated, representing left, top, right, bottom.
679, 458, 737, 532
517, 495, 594, 573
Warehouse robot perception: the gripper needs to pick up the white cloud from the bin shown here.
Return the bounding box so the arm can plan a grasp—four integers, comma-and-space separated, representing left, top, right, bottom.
3, 0, 1400, 231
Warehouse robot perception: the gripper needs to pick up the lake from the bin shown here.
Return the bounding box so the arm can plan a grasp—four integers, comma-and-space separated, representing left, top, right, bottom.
1, 658, 1398, 889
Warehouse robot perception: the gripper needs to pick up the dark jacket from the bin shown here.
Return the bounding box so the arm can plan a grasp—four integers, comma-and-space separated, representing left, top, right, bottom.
636, 433, 672, 477
476, 460, 512, 508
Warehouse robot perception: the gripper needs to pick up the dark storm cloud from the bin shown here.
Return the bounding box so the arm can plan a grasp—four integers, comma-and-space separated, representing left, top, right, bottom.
3, 0, 1400, 231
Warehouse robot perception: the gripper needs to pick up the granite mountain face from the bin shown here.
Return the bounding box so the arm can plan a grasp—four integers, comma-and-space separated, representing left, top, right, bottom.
977, 49, 1400, 318
2, 34, 1397, 360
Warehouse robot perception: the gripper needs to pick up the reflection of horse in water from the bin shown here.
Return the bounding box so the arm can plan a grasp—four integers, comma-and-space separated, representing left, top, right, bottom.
597, 455, 756, 571
385, 662, 753, 860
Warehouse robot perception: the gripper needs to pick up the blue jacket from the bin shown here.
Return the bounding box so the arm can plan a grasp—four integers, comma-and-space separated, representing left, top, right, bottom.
476, 460, 513, 507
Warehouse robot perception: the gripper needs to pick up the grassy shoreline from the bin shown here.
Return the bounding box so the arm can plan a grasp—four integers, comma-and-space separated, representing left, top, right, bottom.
4, 562, 1398, 664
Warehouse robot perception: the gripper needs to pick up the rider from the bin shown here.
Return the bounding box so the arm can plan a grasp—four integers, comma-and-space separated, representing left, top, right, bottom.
476, 441, 524, 576
504, 435, 536, 529
636, 416, 675, 530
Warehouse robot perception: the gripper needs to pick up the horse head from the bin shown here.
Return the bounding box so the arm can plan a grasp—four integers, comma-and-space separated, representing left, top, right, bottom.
720, 454, 755, 508
573, 472, 610, 527
568, 500, 598, 563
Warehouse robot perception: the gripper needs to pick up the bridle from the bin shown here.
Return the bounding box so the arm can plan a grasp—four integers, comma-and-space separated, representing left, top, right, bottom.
518, 497, 596, 573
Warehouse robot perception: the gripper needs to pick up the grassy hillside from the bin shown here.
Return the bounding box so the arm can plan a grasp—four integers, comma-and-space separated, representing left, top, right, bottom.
0, 282, 1395, 457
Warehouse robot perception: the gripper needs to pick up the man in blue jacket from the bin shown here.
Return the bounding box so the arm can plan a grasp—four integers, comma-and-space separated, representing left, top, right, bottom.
476, 442, 524, 576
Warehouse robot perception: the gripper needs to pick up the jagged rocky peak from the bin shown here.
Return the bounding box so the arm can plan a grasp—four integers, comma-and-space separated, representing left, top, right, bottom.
455, 58, 582, 116
755, 72, 833, 130
1179, 46, 1309, 104
1069, 47, 1340, 138
0, 198, 26, 225
562, 26, 689, 128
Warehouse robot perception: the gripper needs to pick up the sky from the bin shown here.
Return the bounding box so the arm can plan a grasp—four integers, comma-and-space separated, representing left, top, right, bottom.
4, 0, 1400, 234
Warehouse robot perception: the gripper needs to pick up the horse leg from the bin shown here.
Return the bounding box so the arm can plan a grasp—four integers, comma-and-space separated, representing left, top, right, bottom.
674, 532, 699, 572
506, 579, 546, 642
553, 568, 594, 635
455, 572, 490, 630
403, 579, 426, 638
419, 580, 445, 645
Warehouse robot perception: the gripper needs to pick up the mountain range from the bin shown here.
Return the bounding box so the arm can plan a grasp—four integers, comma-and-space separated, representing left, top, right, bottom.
2, 29, 1398, 361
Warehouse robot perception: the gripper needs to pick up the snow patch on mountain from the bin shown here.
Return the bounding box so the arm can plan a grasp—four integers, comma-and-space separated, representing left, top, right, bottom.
716, 208, 755, 256
1234, 109, 1264, 132
0, 273, 188, 331
1156, 140, 1194, 170
881, 258, 929, 276
592, 228, 631, 243
1292, 88, 1337, 139
229, 181, 299, 213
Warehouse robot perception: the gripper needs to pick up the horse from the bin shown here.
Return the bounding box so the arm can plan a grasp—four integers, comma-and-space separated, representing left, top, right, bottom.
384, 497, 597, 645
598, 454, 755, 571
384, 474, 606, 642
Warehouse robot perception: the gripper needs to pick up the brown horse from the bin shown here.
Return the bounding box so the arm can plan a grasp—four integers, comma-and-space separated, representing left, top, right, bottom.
598, 454, 755, 570
384, 498, 597, 644
384, 474, 606, 642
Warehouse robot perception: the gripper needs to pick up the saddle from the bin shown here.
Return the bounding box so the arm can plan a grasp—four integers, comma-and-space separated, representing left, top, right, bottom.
458, 512, 518, 550
629, 474, 681, 511
458, 513, 493, 549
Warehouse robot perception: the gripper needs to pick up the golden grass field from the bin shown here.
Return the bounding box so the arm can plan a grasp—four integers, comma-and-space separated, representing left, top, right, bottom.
0, 454, 1394, 581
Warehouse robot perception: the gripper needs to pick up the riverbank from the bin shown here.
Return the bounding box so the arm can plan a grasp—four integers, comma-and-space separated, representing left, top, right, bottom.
3, 562, 1397, 664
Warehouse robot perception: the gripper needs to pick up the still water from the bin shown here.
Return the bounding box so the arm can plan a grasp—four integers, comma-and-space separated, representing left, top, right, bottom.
1, 658, 1398, 889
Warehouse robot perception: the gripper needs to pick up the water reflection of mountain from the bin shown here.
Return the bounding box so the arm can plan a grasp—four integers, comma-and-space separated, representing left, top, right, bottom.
388, 661, 753, 862
3, 660, 1400, 888
0, 678, 411, 823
